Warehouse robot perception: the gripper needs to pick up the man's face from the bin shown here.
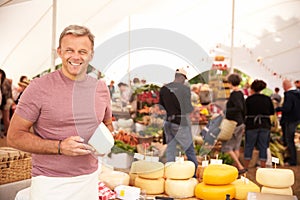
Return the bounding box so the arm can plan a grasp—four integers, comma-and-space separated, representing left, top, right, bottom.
57, 34, 93, 80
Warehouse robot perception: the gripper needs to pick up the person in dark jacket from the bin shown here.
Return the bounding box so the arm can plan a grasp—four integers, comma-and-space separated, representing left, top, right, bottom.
244, 79, 275, 169
221, 73, 246, 174
276, 79, 300, 166
159, 68, 198, 176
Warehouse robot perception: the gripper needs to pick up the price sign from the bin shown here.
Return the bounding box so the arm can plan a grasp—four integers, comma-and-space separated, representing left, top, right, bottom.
272, 157, 279, 164
134, 153, 145, 160
202, 160, 209, 167
210, 159, 223, 164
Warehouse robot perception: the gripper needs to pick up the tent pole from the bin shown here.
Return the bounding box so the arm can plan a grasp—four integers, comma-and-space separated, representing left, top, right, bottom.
51, 0, 57, 72
128, 16, 131, 87
230, 0, 235, 73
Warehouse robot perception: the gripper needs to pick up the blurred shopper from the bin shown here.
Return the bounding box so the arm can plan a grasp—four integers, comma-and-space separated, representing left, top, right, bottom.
221, 73, 246, 174
108, 80, 115, 99
244, 80, 275, 169
270, 87, 282, 107
159, 68, 198, 176
0, 69, 13, 136
7, 25, 113, 200
276, 79, 300, 166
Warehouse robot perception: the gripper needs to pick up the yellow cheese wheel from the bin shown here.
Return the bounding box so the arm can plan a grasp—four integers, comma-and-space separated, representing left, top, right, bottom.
99, 170, 130, 190
134, 176, 165, 195
203, 164, 238, 185
165, 160, 195, 179
165, 178, 198, 198
195, 182, 235, 200
261, 186, 293, 196
129, 172, 138, 186
232, 179, 260, 199
130, 160, 164, 179
256, 168, 294, 188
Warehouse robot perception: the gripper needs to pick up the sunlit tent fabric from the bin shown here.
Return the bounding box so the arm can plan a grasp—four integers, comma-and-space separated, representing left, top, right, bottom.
1, 0, 299, 91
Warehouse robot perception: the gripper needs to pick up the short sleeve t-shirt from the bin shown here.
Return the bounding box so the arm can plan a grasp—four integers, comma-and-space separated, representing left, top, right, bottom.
16, 70, 112, 177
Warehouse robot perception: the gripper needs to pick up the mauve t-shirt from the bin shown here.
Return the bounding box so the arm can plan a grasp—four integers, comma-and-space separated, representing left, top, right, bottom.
16, 70, 112, 177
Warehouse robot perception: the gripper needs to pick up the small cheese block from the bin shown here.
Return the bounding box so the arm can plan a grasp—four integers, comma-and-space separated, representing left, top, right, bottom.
232, 179, 260, 199
203, 164, 238, 185
165, 178, 198, 198
134, 176, 165, 195
261, 186, 293, 196
99, 171, 130, 190
195, 182, 235, 200
130, 160, 164, 179
164, 160, 195, 180
256, 168, 294, 188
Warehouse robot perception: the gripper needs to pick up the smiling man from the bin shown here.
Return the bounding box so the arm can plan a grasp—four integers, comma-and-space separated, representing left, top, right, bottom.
7, 25, 113, 200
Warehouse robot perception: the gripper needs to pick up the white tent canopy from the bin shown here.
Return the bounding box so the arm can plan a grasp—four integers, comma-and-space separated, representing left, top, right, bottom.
1, 0, 300, 90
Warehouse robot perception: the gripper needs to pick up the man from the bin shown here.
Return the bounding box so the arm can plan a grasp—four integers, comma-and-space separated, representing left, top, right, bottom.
295, 80, 300, 90
7, 25, 113, 200
270, 87, 282, 106
159, 68, 198, 176
276, 79, 300, 166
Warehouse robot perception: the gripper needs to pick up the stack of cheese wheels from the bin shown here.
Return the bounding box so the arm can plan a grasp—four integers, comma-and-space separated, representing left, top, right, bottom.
256, 168, 295, 196
232, 178, 260, 199
195, 164, 238, 200
98, 164, 130, 190
132, 160, 165, 195
164, 160, 198, 198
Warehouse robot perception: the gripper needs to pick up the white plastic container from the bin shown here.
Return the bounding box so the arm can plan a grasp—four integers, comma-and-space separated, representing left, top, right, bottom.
114, 185, 141, 200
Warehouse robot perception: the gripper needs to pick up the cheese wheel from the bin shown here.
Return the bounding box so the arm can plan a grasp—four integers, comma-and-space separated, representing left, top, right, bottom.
99, 171, 130, 190
130, 160, 164, 179
195, 182, 235, 200
165, 178, 198, 198
203, 164, 238, 185
256, 168, 294, 188
261, 186, 293, 196
129, 172, 138, 186
232, 179, 260, 199
134, 176, 164, 195
165, 160, 195, 179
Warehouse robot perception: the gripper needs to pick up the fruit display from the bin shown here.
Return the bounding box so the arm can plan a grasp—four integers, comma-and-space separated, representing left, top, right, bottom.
113, 130, 138, 147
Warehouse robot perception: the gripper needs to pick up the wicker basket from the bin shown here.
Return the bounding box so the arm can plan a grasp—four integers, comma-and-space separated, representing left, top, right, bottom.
0, 147, 32, 185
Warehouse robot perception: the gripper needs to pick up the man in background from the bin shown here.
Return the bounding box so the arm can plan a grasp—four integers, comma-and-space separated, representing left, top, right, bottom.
159, 68, 198, 176
276, 79, 300, 166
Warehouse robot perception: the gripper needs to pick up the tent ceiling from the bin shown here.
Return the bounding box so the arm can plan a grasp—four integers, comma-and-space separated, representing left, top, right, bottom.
1, 0, 300, 90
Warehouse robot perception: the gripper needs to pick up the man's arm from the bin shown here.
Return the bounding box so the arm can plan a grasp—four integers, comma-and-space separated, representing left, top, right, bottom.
7, 113, 94, 156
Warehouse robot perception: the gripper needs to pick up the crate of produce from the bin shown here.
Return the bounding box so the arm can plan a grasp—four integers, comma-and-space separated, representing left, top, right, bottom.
0, 147, 32, 185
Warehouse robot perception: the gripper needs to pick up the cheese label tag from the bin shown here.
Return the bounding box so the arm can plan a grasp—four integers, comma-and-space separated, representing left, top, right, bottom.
210, 159, 223, 164
145, 156, 159, 162
175, 157, 184, 163
120, 190, 125, 197
134, 153, 145, 160
272, 156, 279, 164
202, 160, 209, 167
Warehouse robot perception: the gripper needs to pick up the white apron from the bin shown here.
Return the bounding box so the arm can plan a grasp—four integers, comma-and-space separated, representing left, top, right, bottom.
29, 170, 98, 200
